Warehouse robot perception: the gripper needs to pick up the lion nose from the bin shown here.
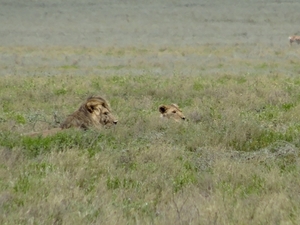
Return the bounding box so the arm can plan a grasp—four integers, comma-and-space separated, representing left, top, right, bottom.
113, 120, 118, 124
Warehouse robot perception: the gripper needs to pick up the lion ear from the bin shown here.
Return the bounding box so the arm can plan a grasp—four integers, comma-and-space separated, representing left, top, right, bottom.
171, 103, 179, 108
101, 101, 109, 109
86, 100, 99, 113
159, 105, 168, 114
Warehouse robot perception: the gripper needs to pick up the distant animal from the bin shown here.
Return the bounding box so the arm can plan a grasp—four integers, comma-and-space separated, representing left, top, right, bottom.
25, 96, 118, 137
289, 35, 300, 45
159, 104, 186, 122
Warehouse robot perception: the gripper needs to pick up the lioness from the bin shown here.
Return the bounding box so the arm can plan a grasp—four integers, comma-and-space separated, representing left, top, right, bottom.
289, 35, 300, 45
159, 104, 186, 121
25, 96, 117, 137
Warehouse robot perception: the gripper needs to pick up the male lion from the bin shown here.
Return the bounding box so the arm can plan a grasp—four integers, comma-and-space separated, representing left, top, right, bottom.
159, 104, 186, 122
289, 35, 300, 45
60, 96, 118, 130
25, 96, 117, 137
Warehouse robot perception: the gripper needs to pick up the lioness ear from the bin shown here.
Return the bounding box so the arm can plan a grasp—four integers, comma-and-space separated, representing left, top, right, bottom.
171, 103, 179, 108
86, 100, 99, 113
159, 105, 168, 114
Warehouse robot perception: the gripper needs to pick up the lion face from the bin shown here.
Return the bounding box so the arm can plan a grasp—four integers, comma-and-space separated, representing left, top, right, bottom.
87, 99, 118, 127
61, 96, 118, 130
159, 104, 186, 122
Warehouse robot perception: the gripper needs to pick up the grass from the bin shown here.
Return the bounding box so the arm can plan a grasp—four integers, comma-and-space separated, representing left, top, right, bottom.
1, 44, 300, 224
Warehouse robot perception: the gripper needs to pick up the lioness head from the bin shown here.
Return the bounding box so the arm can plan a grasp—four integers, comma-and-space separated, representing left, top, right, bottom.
60, 96, 118, 130
159, 104, 186, 122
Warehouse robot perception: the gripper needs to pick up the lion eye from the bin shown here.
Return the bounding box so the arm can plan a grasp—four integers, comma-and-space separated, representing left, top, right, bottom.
172, 110, 176, 113
103, 112, 108, 115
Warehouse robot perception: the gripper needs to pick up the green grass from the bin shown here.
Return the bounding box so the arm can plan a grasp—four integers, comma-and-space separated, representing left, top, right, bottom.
1, 45, 300, 224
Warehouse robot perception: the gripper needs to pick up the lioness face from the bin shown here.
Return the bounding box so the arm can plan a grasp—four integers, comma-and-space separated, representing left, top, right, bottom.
86, 97, 118, 127
159, 104, 186, 122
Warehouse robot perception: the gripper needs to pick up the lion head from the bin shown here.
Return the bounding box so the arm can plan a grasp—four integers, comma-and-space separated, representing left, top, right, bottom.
159, 104, 186, 122
60, 96, 118, 130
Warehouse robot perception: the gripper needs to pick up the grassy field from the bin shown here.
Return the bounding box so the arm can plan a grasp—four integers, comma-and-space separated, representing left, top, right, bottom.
1, 44, 300, 224
3, 0, 300, 224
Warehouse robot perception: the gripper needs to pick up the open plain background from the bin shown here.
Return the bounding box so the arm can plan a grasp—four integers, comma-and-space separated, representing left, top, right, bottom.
1, 0, 300, 47
0, 0, 300, 78
2, 0, 300, 225
1, 0, 300, 77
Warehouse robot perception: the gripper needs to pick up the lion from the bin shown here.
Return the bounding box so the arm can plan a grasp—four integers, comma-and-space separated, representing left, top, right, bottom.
159, 104, 186, 122
60, 96, 118, 130
289, 35, 300, 45
25, 96, 117, 137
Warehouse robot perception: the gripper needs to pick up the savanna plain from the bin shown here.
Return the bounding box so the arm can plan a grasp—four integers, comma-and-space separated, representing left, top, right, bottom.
1, 0, 300, 224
